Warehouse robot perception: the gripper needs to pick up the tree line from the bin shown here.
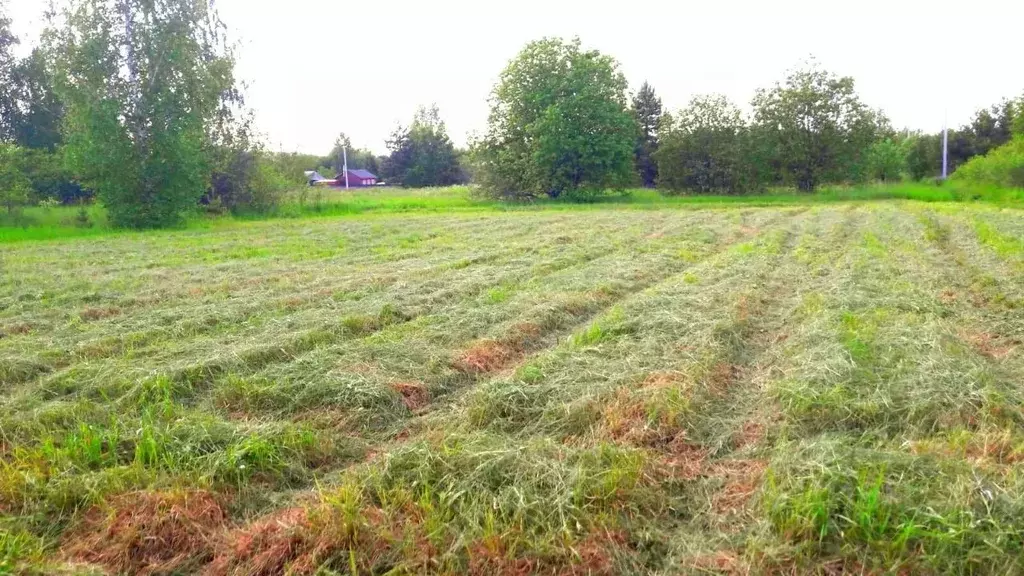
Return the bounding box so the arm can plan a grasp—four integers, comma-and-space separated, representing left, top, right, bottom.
472, 39, 1024, 199
1, 2, 1022, 228
0, 0, 469, 227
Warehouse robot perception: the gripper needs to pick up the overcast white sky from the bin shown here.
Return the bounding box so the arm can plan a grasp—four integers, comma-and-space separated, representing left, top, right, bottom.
7, 0, 1024, 155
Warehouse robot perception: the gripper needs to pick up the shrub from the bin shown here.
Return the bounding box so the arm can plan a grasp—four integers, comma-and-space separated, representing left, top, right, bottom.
206, 150, 289, 214
952, 136, 1024, 189
246, 156, 289, 214
208, 148, 256, 211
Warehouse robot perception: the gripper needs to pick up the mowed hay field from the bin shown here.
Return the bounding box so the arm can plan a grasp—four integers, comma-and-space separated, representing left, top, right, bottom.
4, 203, 1024, 574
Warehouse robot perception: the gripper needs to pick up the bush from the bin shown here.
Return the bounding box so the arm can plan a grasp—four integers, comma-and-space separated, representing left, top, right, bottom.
951, 136, 1024, 189
208, 148, 257, 211
207, 150, 289, 214
246, 156, 289, 214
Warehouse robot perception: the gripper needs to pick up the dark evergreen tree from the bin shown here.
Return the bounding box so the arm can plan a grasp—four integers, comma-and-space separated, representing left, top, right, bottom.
632, 81, 662, 187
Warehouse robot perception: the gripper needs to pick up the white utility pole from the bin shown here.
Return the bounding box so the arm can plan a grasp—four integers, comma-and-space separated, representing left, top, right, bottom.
343, 146, 350, 189
942, 111, 949, 180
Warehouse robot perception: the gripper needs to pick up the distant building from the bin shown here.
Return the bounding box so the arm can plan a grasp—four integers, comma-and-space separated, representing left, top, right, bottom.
303, 171, 337, 186
338, 169, 378, 187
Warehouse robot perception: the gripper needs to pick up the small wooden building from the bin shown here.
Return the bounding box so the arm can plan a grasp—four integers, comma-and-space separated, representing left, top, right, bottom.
339, 169, 378, 187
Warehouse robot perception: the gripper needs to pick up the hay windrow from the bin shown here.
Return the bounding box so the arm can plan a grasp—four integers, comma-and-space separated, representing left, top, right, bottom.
62, 490, 227, 575
6, 205, 1024, 573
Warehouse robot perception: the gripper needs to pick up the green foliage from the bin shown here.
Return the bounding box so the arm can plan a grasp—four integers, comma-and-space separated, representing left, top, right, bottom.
964, 98, 1019, 158
265, 152, 323, 184
17, 147, 87, 203
0, 2, 18, 142
383, 105, 463, 187
631, 81, 662, 187
206, 148, 288, 214
656, 94, 754, 194
951, 136, 1024, 189
905, 132, 941, 181
208, 148, 256, 210
0, 5, 62, 155
1011, 94, 1024, 137
912, 97, 1024, 179
8, 48, 64, 150
474, 37, 636, 199
246, 154, 289, 213
0, 143, 32, 213
751, 61, 883, 191
51, 0, 240, 228
866, 138, 907, 182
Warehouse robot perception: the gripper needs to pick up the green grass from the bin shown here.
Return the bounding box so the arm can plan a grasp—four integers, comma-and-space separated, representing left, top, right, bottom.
4, 181, 1023, 244
3, 200, 1024, 573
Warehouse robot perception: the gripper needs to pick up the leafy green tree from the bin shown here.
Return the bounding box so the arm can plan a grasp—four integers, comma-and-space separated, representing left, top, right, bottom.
384, 104, 463, 187
656, 95, 753, 194
51, 0, 239, 228
632, 81, 662, 187
474, 38, 636, 199
9, 48, 65, 150
0, 143, 32, 213
867, 138, 907, 182
751, 61, 881, 191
